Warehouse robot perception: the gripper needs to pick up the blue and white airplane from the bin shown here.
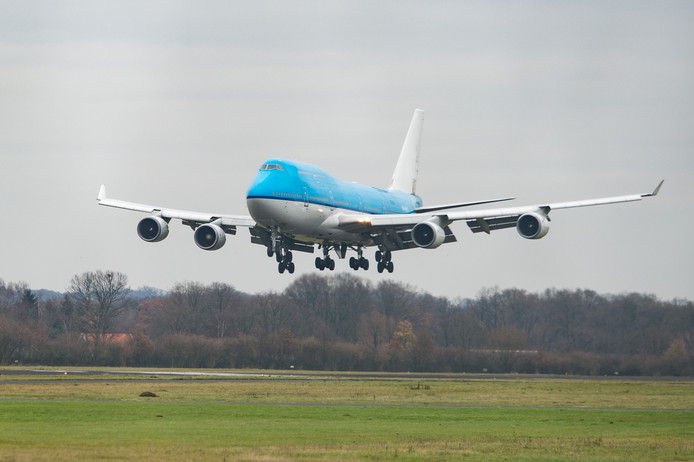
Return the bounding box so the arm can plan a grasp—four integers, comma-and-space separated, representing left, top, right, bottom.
97, 109, 663, 274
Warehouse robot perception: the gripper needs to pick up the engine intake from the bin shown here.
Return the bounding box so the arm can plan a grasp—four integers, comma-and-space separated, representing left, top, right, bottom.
194, 223, 226, 251
412, 221, 446, 249
137, 216, 169, 242
516, 212, 550, 239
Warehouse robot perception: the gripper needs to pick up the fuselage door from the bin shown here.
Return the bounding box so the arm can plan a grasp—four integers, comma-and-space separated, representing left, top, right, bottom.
303, 186, 309, 207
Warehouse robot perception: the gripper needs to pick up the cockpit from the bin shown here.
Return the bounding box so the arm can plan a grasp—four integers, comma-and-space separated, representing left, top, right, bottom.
260, 163, 284, 171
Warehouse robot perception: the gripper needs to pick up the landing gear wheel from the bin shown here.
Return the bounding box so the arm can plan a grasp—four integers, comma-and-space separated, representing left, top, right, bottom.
375, 249, 393, 273
287, 262, 295, 274
278, 262, 286, 274
360, 257, 369, 270
267, 247, 274, 258
326, 257, 335, 271
315, 257, 325, 271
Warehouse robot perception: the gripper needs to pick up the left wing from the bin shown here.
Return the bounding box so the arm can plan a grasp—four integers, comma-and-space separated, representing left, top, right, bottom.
97, 185, 255, 247
338, 181, 664, 246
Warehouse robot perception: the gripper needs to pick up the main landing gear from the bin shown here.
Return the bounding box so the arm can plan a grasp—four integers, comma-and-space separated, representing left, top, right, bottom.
266, 227, 295, 274
349, 248, 369, 271
268, 245, 295, 274
315, 255, 335, 271
277, 249, 295, 274
315, 245, 336, 271
375, 249, 394, 273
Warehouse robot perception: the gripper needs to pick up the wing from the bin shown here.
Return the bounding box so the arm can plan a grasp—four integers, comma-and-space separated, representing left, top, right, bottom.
97, 185, 256, 232
337, 181, 664, 248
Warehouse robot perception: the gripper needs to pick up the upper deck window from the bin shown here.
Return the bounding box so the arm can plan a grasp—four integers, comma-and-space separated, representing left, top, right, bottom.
260, 163, 284, 171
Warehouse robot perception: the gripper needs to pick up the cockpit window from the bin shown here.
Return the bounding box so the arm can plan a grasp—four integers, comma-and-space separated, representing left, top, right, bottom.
260, 163, 284, 171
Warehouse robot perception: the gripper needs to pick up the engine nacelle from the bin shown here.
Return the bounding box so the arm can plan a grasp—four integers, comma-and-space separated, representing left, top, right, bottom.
516, 212, 550, 239
137, 216, 169, 242
194, 223, 226, 251
412, 221, 446, 249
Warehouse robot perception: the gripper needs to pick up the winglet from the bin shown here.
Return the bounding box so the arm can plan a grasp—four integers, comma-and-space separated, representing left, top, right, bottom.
644, 180, 664, 197
98, 185, 106, 202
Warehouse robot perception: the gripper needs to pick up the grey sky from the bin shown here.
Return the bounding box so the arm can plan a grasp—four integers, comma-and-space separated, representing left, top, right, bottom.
1, 1, 692, 300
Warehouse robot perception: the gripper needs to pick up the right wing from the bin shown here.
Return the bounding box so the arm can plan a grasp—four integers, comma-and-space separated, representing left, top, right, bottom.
97, 185, 255, 233
337, 180, 664, 249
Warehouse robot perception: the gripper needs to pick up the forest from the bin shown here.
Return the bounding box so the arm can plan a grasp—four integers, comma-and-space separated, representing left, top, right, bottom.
1, 271, 692, 376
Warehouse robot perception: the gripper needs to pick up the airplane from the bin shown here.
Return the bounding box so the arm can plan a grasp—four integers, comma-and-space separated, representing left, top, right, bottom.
97, 109, 663, 275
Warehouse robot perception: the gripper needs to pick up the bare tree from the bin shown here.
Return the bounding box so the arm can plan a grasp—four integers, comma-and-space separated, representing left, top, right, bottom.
68, 270, 130, 341
205, 282, 240, 338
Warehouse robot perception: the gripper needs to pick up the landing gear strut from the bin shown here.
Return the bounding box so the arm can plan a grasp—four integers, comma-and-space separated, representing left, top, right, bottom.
375, 249, 394, 273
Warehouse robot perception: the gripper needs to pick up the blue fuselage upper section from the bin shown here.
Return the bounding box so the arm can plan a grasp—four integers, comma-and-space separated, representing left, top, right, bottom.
246, 158, 422, 216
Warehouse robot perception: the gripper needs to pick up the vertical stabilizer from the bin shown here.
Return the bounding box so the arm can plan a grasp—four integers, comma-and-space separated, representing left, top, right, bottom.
389, 109, 424, 194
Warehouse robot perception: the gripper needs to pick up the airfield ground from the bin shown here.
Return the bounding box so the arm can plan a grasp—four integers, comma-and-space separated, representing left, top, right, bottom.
1, 368, 693, 461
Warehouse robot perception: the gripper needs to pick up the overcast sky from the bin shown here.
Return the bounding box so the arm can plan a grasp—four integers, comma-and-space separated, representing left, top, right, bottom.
1, 1, 692, 301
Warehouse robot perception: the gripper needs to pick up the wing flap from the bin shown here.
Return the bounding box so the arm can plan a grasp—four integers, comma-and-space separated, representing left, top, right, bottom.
466, 215, 520, 234
249, 227, 315, 253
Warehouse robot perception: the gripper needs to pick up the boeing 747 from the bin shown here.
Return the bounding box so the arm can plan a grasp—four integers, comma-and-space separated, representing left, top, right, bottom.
97, 109, 663, 274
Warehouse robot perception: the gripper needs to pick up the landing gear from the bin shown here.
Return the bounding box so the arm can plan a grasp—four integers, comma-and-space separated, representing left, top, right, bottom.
349, 256, 369, 270
278, 260, 295, 274
277, 249, 295, 274
315, 244, 336, 271
315, 256, 335, 271
266, 227, 295, 274
375, 248, 394, 273
349, 247, 369, 271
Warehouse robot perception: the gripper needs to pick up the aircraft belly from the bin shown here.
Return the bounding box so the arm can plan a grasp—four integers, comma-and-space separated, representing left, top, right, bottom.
247, 197, 370, 244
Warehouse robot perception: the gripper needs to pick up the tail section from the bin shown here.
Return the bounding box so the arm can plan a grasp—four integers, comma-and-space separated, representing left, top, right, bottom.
389, 109, 424, 194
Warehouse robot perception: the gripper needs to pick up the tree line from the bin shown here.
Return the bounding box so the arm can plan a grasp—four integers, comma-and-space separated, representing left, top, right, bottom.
1, 271, 692, 375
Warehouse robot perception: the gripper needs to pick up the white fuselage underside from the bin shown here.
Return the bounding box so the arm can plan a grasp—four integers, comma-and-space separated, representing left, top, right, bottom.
246, 197, 372, 245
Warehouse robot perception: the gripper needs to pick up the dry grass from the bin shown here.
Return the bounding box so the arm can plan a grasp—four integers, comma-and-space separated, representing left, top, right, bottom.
2, 371, 692, 409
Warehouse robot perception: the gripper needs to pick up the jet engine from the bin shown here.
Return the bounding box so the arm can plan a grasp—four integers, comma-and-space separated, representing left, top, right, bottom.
516, 212, 550, 239
194, 223, 226, 251
137, 216, 169, 242
412, 221, 446, 249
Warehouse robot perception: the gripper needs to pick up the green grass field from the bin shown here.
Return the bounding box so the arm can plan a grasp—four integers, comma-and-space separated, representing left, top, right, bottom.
1, 369, 693, 461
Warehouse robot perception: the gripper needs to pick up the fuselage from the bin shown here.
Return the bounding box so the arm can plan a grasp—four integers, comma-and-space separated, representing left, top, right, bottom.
246, 158, 422, 244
